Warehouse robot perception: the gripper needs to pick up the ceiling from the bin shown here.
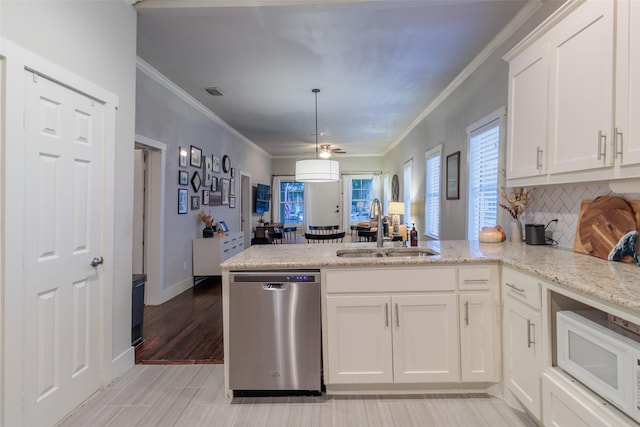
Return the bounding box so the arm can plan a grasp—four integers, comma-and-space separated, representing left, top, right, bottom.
136, 0, 529, 158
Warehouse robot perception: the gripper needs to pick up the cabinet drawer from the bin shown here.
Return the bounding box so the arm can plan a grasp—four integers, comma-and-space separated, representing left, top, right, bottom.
326, 268, 456, 293
502, 267, 541, 309
458, 266, 496, 290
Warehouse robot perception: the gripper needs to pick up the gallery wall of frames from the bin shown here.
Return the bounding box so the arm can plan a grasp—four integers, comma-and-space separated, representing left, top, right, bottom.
177, 145, 236, 220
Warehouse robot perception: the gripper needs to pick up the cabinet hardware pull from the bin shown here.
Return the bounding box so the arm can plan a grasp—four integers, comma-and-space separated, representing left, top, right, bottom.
527, 319, 535, 348
395, 303, 400, 327
597, 130, 606, 161
615, 127, 623, 159
505, 282, 526, 295
385, 303, 389, 327
536, 146, 543, 170
464, 301, 469, 326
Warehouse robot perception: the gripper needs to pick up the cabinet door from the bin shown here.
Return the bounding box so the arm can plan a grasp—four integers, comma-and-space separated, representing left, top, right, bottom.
547, 0, 614, 175
507, 36, 549, 180
504, 296, 542, 421
616, 0, 640, 168
392, 294, 459, 383
325, 295, 393, 384
460, 293, 497, 383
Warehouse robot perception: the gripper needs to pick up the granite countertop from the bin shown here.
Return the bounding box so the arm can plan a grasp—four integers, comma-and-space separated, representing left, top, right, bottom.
221, 240, 640, 315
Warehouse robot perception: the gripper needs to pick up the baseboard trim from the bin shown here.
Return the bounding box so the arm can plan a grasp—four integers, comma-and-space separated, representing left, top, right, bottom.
160, 277, 193, 304
105, 346, 135, 384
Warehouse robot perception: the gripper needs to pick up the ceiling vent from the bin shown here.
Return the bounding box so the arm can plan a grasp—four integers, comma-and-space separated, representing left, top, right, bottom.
204, 87, 224, 96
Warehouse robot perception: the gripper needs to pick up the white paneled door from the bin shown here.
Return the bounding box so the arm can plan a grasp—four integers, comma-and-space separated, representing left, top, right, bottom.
23, 70, 104, 426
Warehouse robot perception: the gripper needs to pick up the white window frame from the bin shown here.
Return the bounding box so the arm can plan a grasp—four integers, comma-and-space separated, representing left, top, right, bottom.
425, 145, 442, 239
403, 159, 413, 227
466, 107, 506, 240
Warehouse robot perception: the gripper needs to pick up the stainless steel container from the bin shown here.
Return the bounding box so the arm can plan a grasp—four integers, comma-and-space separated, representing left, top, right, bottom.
525, 224, 546, 245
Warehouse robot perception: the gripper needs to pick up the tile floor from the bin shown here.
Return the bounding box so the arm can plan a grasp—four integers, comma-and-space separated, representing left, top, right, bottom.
57, 365, 536, 427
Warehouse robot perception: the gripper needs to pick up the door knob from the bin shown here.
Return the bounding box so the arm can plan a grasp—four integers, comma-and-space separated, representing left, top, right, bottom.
90, 256, 104, 267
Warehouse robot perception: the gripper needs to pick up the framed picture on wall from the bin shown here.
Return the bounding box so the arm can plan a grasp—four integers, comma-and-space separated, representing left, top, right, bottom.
209, 191, 221, 206
230, 178, 235, 196
179, 146, 188, 167
191, 171, 202, 192
190, 145, 202, 168
221, 178, 229, 205
212, 155, 221, 173
229, 197, 236, 208
203, 156, 213, 187
211, 176, 218, 192
191, 195, 200, 210
446, 151, 460, 200
202, 190, 210, 205
179, 170, 188, 186
178, 189, 188, 214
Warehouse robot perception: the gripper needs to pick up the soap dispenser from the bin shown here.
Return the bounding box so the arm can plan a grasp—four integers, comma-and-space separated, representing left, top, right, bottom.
410, 223, 418, 247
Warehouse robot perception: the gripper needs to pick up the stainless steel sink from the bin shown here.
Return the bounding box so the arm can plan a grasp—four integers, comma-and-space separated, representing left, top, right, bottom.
336, 248, 439, 258
384, 248, 439, 257
336, 250, 385, 258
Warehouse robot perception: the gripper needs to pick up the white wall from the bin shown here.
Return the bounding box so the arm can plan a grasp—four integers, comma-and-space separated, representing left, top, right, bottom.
0, 0, 137, 399
381, 2, 565, 240
135, 65, 272, 301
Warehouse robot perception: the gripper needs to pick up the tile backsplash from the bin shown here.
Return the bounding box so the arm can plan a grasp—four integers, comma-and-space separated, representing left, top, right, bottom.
524, 183, 640, 249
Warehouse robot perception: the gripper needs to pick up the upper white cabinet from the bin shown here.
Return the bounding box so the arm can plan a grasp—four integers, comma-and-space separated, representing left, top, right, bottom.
615, 0, 640, 170
506, 33, 550, 180
505, 0, 640, 186
547, 0, 614, 175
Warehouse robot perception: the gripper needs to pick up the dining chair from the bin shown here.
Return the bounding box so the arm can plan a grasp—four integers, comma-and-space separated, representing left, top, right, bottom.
265, 228, 283, 244
308, 225, 340, 235
305, 231, 345, 243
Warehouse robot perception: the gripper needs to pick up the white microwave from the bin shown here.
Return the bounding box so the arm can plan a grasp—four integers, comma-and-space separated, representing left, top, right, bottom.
557, 310, 640, 423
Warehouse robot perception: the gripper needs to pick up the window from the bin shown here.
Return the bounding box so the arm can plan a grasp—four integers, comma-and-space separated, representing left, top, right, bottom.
403, 160, 412, 226
425, 146, 442, 238
279, 181, 304, 224
467, 110, 502, 239
350, 177, 374, 223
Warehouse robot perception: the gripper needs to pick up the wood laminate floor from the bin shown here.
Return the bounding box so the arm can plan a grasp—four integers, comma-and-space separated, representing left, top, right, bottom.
58, 365, 536, 427
135, 278, 223, 364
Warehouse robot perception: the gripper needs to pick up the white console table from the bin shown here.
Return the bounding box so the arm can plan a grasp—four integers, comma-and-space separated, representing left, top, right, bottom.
192, 232, 245, 283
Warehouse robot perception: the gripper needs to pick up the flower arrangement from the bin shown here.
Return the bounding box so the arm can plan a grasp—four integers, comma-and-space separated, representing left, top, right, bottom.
197, 210, 214, 228
499, 187, 534, 219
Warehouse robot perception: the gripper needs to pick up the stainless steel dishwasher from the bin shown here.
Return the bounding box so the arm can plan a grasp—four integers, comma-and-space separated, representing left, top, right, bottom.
228, 270, 321, 393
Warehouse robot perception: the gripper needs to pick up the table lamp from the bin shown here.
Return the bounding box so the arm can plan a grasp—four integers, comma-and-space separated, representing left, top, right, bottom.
388, 202, 404, 236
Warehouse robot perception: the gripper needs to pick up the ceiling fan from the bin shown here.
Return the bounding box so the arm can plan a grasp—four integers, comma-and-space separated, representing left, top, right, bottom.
307, 144, 347, 159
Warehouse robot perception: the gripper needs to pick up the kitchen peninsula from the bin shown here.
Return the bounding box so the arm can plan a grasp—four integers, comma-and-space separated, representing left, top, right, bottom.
221, 241, 640, 426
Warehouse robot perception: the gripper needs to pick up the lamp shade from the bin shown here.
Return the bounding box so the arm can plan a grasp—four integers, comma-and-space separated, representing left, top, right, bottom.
295, 159, 339, 182
388, 201, 405, 215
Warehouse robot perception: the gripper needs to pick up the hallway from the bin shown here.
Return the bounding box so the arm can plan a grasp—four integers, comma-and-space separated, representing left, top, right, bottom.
135, 278, 223, 364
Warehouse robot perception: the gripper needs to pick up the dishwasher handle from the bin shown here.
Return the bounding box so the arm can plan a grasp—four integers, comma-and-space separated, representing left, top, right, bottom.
262, 283, 288, 291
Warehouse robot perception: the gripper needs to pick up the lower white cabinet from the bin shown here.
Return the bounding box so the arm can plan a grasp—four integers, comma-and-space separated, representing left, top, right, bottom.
192, 232, 244, 276
502, 267, 542, 421
324, 266, 500, 387
460, 293, 496, 382
543, 370, 630, 427
325, 293, 458, 384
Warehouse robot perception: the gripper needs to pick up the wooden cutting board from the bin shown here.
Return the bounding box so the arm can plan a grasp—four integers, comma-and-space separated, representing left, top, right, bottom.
574, 196, 639, 262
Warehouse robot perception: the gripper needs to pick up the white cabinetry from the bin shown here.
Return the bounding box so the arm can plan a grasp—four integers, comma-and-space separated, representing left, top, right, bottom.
506, 33, 550, 180
615, 0, 640, 170
505, 0, 640, 186
192, 232, 245, 276
324, 265, 500, 387
502, 267, 542, 421
459, 267, 500, 383
547, 0, 614, 176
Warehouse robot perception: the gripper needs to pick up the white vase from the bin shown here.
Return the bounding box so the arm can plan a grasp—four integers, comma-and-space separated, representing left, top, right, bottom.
510, 220, 523, 243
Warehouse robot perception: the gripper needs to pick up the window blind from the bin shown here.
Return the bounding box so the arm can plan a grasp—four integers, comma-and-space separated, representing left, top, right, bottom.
467, 120, 500, 239
425, 146, 441, 238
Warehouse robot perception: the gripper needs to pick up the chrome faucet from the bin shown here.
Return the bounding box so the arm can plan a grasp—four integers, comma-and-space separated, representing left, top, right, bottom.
369, 198, 384, 248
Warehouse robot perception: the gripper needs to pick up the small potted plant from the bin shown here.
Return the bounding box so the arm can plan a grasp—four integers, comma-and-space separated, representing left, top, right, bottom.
257, 212, 266, 226
499, 186, 534, 242
198, 210, 215, 238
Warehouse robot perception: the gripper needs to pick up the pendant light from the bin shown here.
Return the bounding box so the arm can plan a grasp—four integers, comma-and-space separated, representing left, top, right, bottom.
295, 89, 339, 182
